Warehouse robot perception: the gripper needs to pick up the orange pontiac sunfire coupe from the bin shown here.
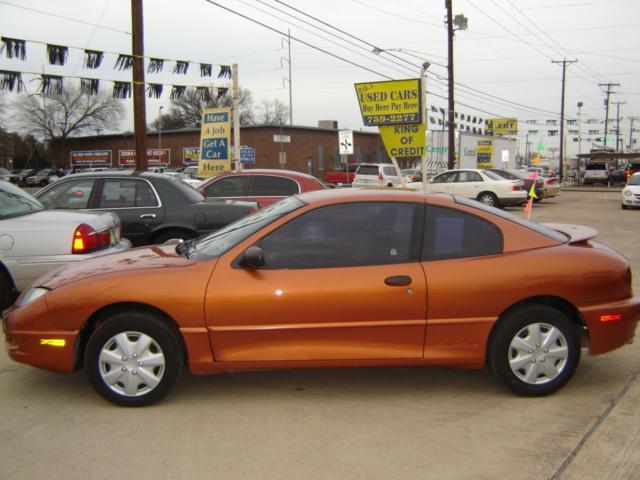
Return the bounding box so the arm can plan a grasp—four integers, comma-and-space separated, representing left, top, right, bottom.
4, 189, 640, 406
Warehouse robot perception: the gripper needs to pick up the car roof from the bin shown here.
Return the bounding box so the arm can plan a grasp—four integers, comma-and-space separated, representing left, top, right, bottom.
212, 169, 319, 181
62, 170, 166, 180
296, 187, 451, 206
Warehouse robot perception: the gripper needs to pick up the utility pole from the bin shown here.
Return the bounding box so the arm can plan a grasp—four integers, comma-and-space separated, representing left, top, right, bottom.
577, 101, 583, 156
281, 31, 293, 126
629, 116, 640, 152
446, 0, 455, 170
232, 64, 241, 170
598, 82, 619, 148
131, 0, 147, 171
612, 101, 626, 151
552, 59, 576, 182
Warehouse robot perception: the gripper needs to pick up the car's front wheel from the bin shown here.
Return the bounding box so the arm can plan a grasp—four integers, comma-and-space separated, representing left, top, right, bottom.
84, 311, 184, 406
477, 192, 498, 207
488, 305, 580, 396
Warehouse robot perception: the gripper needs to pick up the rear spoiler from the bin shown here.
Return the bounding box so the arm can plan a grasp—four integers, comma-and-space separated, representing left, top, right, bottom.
541, 223, 598, 244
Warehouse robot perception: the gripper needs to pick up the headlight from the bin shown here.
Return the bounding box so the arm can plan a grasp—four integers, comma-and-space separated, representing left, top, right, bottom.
623, 189, 632, 197
18, 287, 50, 307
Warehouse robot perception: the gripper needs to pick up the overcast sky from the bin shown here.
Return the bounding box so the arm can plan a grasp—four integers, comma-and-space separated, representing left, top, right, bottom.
1, 0, 639, 154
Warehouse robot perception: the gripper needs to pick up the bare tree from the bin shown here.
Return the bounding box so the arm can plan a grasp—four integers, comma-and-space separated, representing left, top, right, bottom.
151, 87, 254, 130
255, 99, 289, 125
10, 85, 124, 162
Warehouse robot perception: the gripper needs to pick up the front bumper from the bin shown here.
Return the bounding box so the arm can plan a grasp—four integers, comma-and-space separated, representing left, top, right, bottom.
581, 295, 640, 355
3, 296, 77, 373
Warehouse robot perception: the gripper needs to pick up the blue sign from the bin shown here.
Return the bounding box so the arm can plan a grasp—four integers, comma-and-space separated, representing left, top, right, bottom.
201, 138, 228, 160
240, 147, 256, 164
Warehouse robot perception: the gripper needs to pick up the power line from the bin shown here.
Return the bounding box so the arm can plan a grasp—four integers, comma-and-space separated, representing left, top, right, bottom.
202, 1, 395, 80
0, 0, 131, 35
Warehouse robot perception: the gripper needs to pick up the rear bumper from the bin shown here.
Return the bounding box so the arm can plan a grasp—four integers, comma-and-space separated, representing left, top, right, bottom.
581, 296, 640, 355
499, 193, 528, 207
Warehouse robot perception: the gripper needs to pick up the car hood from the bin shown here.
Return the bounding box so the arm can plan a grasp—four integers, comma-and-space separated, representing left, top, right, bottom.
9, 209, 119, 232
36, 245, 196, 290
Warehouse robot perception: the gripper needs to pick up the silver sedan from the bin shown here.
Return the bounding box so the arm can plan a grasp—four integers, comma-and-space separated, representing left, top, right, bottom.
0, 180, 131, 309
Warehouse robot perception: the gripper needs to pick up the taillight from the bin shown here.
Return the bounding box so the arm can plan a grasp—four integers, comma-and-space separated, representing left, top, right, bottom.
72, 223, 111, 254
378, 174, 384, 180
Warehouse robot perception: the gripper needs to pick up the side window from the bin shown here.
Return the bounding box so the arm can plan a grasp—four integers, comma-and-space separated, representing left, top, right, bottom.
432, 172, 456, 183
98, 179, 159, 208
383, 166, 396, 176
422, 205, 502, 261
38, 179, 96, 209
261, 202, 418, 269
457, 171, 482, 182
251, 176, 299, 196
203, 176, 249, 197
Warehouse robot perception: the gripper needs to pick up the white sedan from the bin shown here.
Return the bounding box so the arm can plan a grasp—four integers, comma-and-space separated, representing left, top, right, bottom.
0, 181, 131, 310
426, 169, 528, 208
621, 172, 640, 209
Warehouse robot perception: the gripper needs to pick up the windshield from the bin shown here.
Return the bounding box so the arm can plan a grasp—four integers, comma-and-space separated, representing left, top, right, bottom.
189, 195, 305, 260
0, 182, 45, 219
629, 175, 640, 186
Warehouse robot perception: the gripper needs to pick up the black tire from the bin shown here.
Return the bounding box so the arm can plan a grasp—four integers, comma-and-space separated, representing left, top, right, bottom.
84, 311, 184, 406
488, 305, 580, 396
152, 229, 195, 244
477, 192, 498, 207
386, 183, 393, 188
0, 272, 13, 311
621, 204, 628, 210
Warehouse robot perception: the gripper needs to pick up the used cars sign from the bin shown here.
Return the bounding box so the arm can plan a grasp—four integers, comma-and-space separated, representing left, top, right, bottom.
355, 78, 422, 126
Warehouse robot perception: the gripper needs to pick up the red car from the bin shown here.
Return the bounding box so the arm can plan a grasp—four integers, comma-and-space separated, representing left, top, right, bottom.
198, 169, 326, 208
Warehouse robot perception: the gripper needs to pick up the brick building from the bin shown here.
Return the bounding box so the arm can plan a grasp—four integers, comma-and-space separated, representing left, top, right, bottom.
57, 122, 390, 178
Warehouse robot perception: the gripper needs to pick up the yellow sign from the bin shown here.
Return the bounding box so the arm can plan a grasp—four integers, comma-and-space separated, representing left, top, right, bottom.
533, 153, 541, 165
477, 140, 493, 168
198, 107, 231, 177
486, 118, 518, 135
355, 78, 422, 126
379, 123, 426, 158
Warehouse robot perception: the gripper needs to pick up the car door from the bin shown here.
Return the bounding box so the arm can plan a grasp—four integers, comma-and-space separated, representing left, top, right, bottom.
452, 170, 484, 198
205, 201, 427, 362
91, 178, 164, 245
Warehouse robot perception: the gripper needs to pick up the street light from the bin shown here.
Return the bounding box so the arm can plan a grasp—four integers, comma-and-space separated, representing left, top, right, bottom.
158, 105, 164, 150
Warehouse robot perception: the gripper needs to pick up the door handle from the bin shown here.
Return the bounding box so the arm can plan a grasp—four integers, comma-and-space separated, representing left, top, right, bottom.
140, 214, 156, 219
384, 275, 412, 287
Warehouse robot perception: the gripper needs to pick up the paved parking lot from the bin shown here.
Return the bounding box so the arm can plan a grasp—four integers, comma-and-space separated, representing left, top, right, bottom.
1, 190, 638, 480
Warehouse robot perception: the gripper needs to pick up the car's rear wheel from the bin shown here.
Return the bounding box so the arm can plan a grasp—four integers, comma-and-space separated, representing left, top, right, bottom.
488, 305, 580, 396
153, 229, 195, 244
477, 192, 498, 207
84, 311, 183, 406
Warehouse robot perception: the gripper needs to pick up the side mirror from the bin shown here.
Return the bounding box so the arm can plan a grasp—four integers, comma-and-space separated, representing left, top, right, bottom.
242, 246, 264, 270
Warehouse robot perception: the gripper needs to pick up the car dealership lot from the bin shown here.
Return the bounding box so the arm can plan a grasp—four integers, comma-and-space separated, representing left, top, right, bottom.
1, 190, 639, 480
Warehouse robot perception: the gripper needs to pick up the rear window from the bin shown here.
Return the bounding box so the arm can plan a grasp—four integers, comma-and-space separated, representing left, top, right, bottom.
356, 165, 381, 176
166, 175, 205, 203
586, 163, 607, 170
454, 196, 569, 243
